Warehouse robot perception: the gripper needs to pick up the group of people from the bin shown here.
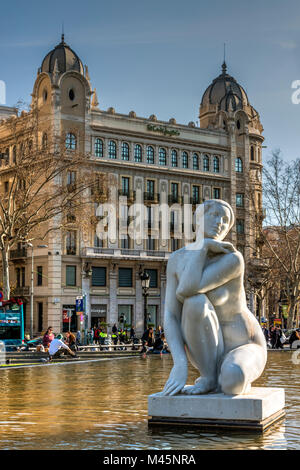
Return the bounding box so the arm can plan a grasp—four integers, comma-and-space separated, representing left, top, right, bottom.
41, 326, 77, 360
141, 325, 170, 355
262, 325, 300, 349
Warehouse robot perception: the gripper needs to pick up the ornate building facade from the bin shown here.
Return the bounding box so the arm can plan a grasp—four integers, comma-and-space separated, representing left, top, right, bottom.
0, 36, 264, 335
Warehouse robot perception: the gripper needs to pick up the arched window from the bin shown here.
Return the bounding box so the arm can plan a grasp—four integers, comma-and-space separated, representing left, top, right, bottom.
203, 155, 210, 172
171, 150, 178, 167
42, 133, 48, 150
95, 138, 103, 157
213, 156, 220, 173
147, 146, 154, 164
182, 151, 188, 169
235, 157, 243, 173
122, 142, 130, 161
65, 133, 77, 150
250, 146, 255, 161
108, 140, 117, 159
159, 147, 166, 165
193, 153, 199, 170
134, 144, 142, 162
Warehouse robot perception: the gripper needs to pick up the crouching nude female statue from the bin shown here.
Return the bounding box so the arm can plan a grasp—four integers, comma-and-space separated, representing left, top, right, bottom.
161, 199, 267, 396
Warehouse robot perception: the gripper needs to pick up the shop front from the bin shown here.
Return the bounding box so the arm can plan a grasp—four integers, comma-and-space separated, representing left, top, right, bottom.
62, 305, 76, 332
91, 304, 107, 328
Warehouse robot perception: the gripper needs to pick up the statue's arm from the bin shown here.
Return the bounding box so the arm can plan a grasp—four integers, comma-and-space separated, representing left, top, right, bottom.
175, 247, 208, 301
197, 251, 244, 293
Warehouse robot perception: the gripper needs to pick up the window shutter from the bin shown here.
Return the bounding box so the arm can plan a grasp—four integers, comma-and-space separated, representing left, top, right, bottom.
92, 267, 106, 286
118, 268, 133, 287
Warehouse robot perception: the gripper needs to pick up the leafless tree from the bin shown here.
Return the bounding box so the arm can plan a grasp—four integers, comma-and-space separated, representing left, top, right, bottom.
0, 109, 109, 300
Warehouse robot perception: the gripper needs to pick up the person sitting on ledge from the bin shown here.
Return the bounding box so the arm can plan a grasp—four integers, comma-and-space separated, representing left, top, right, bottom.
48, 334, 76, 360
160, 199, 267, 396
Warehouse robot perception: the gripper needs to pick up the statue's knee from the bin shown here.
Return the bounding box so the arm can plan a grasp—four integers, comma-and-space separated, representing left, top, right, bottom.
219, 362, 246, 395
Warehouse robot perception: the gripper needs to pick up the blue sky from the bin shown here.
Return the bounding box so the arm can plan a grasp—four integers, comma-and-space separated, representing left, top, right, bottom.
1, 0, 300, 162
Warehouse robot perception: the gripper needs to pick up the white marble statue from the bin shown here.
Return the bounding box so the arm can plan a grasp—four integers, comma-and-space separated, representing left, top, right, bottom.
161, 199, 267, 396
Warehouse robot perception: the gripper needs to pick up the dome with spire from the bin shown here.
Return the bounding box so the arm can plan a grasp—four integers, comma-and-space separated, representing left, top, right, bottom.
201, 62, 249, 112
41, 34, 84, 75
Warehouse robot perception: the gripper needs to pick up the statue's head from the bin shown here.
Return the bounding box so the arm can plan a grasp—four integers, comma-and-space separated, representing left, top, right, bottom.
195, 199, 234, 241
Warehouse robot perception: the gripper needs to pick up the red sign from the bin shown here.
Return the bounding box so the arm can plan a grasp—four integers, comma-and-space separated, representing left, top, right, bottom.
62, 309, 69, 323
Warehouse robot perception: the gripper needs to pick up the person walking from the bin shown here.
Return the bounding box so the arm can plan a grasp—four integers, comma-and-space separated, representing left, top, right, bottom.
275, 326, 284, 349
262, 326, 269, 345
270, 326, 277, 349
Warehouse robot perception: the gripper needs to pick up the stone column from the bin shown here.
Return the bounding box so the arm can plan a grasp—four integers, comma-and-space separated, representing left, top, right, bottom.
135, 269, 143, 335
82, 275, 91, 329
108, 267, 118, 326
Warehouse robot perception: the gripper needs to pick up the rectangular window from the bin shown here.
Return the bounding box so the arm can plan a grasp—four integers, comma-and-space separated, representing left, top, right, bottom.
118, 268, 133, 287
67, 171, 76, 185
192, 186, 200, 204
16, 268, 20, 288
92, 267, 106, 287
145, 269, 158, 288
170, 182, 179, 203
236, 193, 244, 207
147, 236, 155, 250
121, 177, 130, 196
213, 188, 221, 199
118, 305, 133, 327
121, 237, 130, 249
4, 181, 9, 194
37, 266, 43, 286
66, 231, 76, 255
38, 302, 43, 332
66, 265, 76, 286
147, 180, 155, 199
236, 219, 245, 235
171, 238, 179, 251
94, 233, 103, 247
21, 267, 25, 287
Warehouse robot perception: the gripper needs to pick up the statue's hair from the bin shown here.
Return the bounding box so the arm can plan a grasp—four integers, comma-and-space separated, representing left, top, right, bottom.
195, 199, 235, 231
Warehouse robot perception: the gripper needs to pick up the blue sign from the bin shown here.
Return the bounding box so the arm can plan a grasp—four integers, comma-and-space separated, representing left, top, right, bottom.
76, 297, 83, 314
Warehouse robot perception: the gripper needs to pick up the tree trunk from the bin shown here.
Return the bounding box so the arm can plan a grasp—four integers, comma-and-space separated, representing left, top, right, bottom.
287, 301, 297, 329
1, 248, 10, 300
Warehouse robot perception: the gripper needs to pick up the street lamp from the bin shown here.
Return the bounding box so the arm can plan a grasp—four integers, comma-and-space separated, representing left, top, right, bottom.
140, 270, 150, 332
27, 243, 48, 339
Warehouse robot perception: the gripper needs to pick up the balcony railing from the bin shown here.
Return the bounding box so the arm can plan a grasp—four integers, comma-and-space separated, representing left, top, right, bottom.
10, 248, 27, 259
82, 247, 170, 259
14, 286, 30, 296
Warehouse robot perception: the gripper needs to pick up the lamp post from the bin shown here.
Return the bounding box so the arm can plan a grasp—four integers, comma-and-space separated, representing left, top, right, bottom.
140, 270, 150, 332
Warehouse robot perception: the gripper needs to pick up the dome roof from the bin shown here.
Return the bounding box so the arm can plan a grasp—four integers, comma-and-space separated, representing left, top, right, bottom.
201, 62, 249, 112
41, 35, 84, 75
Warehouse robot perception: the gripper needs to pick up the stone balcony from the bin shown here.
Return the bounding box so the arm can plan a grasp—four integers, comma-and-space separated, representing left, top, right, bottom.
81, 247, 170, 261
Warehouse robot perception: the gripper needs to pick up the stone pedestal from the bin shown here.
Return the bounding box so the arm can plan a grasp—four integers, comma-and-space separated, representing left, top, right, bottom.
148, 387, 285, 432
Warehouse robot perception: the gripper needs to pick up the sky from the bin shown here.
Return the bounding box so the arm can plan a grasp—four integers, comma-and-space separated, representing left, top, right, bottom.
1, 0, 300, 163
